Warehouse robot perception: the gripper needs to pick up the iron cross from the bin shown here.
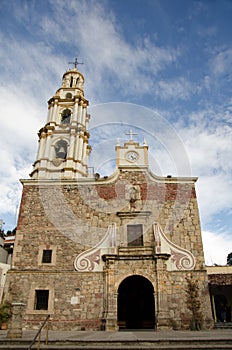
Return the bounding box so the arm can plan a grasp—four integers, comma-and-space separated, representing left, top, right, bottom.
69, 58, 84, 69
126, 130, 137, 141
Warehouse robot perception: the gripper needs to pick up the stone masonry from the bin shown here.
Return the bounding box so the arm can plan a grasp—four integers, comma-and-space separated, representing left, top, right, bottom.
4, 168, 213, 331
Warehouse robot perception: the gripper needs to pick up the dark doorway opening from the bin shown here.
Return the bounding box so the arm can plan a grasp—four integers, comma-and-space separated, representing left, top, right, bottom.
214, 293, 231, 322
118, 275, 155, 330
210, 285, 232, 323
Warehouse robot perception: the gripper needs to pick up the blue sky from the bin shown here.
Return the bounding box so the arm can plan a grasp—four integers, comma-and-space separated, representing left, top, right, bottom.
0, 0, 231, 265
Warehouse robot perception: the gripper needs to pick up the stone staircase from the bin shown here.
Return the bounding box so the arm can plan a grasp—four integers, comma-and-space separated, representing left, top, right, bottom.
0, 338, 232, 350
0, 330, 232, 350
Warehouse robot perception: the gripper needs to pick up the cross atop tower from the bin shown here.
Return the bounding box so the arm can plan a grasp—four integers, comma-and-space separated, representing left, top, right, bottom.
68, 57, 84, 69
126, 130, 137, 141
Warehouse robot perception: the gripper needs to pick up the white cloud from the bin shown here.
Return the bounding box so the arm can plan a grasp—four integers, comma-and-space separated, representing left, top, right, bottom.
210, 47, 232, 76
202, 230, 232, 266
155, 77, 193, 100
174, 106, 232, 227
197, 175, 232, 223
24, 0, 180, 101
0, 85, 43, 220
0, 86, 42, 152
184, 128, 232, 175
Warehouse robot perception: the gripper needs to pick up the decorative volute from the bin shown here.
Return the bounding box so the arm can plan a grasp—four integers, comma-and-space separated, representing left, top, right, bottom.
30, 65, 91, 180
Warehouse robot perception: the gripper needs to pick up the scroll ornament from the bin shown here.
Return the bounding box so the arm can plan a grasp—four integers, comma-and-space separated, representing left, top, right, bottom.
74, 223, 117, 272
153, 222, 196, 271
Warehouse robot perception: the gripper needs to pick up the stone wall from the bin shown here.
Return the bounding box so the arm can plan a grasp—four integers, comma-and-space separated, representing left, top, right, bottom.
5, 271, 104, 331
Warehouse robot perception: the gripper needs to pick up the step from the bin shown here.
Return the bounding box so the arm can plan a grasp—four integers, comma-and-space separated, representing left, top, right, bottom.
0, 330, 232, 350
0, 339, 232, 350
215, 322, 232, 329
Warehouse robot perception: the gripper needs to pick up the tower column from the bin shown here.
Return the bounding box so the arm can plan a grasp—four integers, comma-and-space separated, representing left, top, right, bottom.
77, 134, 84, 161
77, 103, 83, 125
85, 113, 90, 129
74, 135, 82, 162
51, 101, 58, 123
44, 132, 53, 159
72, 99, 79, 123
37, 132, 46, 159
67, 131, 76, 159
47, 107, 53, 122
82, 139, 87, 165
81, 104, 87, 125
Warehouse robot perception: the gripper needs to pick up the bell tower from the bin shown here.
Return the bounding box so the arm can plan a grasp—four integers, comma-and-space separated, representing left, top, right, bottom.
30, 62, 91, 179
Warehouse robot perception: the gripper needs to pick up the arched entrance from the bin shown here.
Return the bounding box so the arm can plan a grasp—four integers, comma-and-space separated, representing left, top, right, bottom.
117, 275, 155, 330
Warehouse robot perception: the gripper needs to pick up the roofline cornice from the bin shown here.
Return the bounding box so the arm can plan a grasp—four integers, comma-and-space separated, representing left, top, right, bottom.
21, 167, 197, 186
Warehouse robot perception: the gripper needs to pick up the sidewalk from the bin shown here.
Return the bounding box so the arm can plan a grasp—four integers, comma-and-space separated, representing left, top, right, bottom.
0, 328, 232, 342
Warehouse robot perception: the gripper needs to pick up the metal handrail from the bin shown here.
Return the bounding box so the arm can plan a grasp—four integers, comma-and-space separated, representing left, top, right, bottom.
28, 314, 50, 350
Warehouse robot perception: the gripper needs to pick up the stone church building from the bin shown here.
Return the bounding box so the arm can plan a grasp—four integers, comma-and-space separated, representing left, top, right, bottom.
4, 66, 213, 332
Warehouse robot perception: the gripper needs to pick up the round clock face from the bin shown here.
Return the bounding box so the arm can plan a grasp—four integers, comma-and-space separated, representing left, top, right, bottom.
126, 151, 139, 162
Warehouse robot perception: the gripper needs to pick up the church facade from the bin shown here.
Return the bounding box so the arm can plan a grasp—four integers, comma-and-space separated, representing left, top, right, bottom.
4, 66, 213, 331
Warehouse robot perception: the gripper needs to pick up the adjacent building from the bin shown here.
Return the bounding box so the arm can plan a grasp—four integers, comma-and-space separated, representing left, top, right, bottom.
207, 265, 232, 323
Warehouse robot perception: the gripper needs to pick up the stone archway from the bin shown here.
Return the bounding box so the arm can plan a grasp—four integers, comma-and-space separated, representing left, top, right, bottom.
117, 275, 155, 330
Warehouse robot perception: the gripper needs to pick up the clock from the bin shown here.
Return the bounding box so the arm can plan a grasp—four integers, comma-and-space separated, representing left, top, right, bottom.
126, 151, 139, 162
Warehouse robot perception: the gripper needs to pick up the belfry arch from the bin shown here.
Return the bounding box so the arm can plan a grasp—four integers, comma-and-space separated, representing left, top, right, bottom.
117, 275, 155, 330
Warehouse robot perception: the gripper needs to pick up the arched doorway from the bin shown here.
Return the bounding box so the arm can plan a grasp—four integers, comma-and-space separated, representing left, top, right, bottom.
117, 275, 155, 330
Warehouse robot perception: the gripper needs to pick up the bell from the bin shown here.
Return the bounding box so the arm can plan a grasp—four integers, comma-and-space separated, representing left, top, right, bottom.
57, 146, 66, 159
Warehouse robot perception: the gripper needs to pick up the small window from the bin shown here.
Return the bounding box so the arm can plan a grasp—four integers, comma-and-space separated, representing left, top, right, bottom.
38, 245, 57, 266
42, 250, 52, 263
127, 224, 143, 247
35, 290, 49, 310
66, 92, 72, 99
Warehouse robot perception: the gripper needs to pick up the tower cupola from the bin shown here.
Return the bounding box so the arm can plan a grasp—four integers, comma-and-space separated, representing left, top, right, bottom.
61, 69, 84, 91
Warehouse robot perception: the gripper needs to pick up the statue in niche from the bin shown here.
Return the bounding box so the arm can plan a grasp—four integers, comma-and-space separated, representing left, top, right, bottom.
55, 140, 67, 159
129, 186, 139, 210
